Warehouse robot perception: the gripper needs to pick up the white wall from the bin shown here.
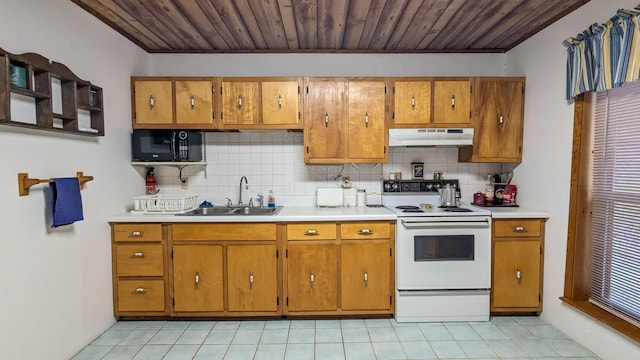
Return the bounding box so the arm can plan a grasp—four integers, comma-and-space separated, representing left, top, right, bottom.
0, 0, 148, 359
505, 0, 640, 359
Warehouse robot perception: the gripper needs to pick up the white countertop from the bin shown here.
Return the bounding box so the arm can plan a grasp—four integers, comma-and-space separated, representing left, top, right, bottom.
108, 205, 548, 223
482, 206, 550, 219
108, 205, 397, 223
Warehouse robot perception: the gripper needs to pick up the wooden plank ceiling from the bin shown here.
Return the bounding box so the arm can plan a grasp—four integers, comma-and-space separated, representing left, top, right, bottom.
71, 0, 589, 53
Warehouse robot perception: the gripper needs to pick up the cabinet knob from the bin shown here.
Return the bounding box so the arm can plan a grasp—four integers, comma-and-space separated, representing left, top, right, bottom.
194, 272, 200, 288
249, 272, 254, 288
358, 229, 374, 235
364, 271, 368, 287
451, 95, 456, 109
149, 95, 154, 109
130, 231, 144, 237
134, 288, 147, 294
411, 95, 416, 109
132, 252, 145, 258
516, 267, 522, 283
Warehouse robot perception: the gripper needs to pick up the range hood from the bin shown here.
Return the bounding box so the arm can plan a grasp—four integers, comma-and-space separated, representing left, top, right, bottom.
388, 128, 474, 147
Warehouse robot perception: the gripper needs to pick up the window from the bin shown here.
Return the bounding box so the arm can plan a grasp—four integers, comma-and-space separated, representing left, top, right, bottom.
590, 83, 640, 325
563, 83, 640, 341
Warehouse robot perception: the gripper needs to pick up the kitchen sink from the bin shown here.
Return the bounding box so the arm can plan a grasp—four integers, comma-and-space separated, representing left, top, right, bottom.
177, 206, 283, 216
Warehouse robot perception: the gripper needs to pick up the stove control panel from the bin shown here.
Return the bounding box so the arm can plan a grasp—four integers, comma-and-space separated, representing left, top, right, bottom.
382, 179, 459, 193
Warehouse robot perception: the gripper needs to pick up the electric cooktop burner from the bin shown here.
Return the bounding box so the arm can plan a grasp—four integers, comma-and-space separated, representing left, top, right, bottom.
441, 207, 473, 212
396, 205, 425, 213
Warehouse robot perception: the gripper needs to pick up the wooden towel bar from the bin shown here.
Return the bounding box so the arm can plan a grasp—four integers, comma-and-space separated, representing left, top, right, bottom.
18, 172, 94, 196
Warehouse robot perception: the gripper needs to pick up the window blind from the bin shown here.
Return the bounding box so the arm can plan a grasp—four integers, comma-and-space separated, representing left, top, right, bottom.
591, 81, 640, 325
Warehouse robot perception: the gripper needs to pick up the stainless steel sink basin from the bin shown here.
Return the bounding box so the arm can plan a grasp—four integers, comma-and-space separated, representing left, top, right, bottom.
177, 206, 282, 216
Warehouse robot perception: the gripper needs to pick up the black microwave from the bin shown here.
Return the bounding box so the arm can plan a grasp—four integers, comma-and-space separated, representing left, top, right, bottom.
131, 130, 203, 162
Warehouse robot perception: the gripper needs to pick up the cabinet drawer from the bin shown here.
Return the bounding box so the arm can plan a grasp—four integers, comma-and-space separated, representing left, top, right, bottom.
116, 244, 164, 276
117, 279, 165, 312
287, 223, 337, 240
494, 219, 542, 238
172, 223, 276, 241
341, 222, 390, 239
113, 224, 162, 242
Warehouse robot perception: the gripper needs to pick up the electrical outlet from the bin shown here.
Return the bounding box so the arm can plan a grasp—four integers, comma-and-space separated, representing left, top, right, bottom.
341, 177, 351, 188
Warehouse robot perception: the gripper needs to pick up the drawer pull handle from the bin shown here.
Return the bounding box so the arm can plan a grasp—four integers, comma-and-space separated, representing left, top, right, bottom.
190, 95, 195, 109
278, 95, 282, 108
310, 272, 315, 286
451, 94, 456, 109
195, 272, 200, 288
516, 267, 522, 283
149, 95, 154, 109
411, 95, 416, 109
134, 288, 147, 294
304, 229, 319, 236
364, 271, 368, 287
130, 231, 144, 237
325, 113, 329, 127
365, 113, 369, 127
238, 95, 243, 107
358, 229, 374, 235
499, 113, 505, 126
132, 252, 145, 258
249, 272, 254, 288
513, 226, 526, 232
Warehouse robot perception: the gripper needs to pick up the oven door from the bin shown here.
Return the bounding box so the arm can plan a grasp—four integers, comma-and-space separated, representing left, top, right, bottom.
396, 216, 491, 290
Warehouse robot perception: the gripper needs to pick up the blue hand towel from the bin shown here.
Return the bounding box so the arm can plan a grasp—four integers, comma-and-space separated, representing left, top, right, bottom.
50, 177, 84, 227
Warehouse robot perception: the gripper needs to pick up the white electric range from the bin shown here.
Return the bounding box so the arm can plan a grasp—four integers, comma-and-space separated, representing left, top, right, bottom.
381, 179, 492, 322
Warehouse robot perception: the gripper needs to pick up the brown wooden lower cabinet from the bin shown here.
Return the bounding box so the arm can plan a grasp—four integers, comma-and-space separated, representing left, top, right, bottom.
286, 243, 339, 312
110, 220, 395, 318
491, 218, 545, 314
172, 245, 224, 312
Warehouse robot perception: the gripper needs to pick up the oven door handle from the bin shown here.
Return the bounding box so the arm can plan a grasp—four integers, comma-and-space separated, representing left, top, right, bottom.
400, 218, 490, 228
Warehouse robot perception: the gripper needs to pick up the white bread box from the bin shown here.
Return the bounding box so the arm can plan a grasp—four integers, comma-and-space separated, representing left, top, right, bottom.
316, 187, 343, 207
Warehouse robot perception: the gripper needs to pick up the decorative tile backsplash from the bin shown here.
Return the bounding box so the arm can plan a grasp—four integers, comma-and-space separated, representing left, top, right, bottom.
155, 132, 504, 206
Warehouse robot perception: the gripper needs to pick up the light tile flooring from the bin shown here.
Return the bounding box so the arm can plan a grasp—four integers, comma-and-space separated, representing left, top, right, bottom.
72, 316, 601, 360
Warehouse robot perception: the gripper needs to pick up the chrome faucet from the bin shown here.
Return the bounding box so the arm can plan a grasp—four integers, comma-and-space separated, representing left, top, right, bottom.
239, 176, 249, 205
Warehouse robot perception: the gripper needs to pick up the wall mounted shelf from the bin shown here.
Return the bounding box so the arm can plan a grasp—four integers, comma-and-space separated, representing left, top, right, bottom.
0, 47, 104, 136
130, 161, 207, 183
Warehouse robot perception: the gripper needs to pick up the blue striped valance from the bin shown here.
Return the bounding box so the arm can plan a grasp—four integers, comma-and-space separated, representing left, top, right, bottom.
564, 8, 640, 100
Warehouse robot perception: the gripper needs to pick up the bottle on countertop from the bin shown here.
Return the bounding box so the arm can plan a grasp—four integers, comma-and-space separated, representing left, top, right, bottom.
267, 190, 275, 208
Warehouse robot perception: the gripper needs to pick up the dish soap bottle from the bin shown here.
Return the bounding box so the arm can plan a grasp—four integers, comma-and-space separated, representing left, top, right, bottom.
267, 190, 276, 208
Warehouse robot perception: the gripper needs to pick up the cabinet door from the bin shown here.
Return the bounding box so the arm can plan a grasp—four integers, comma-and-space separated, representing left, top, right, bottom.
475, 79, 524, 161
133, 80, 173, 125
393, 80, 431, 126
304, 79, 346, 162
347, 81, 387, 161
175, 80, 213, 125
221, 81, 259, 125
342, 242, 391, 310
173, 245, 224, 312
287, 243, 338, 311
492, 240, 541, 309
262, 81, 300, 126
433, 80, 471, 125
227, 244, 278, 312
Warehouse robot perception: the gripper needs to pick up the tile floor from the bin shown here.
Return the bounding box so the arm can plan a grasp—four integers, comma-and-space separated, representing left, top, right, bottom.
72, 316, 601, 360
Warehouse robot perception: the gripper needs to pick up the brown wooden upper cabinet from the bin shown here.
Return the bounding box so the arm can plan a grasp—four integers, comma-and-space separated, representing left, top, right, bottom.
304, 78, 387, 164
459, 77, 525, 163
218, 77, 302, 130
391, 78, 471, 128
132, 77, 215, 129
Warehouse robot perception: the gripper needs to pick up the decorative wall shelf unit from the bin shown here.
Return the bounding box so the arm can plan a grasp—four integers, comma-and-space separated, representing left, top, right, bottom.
0, 47, 104, 136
